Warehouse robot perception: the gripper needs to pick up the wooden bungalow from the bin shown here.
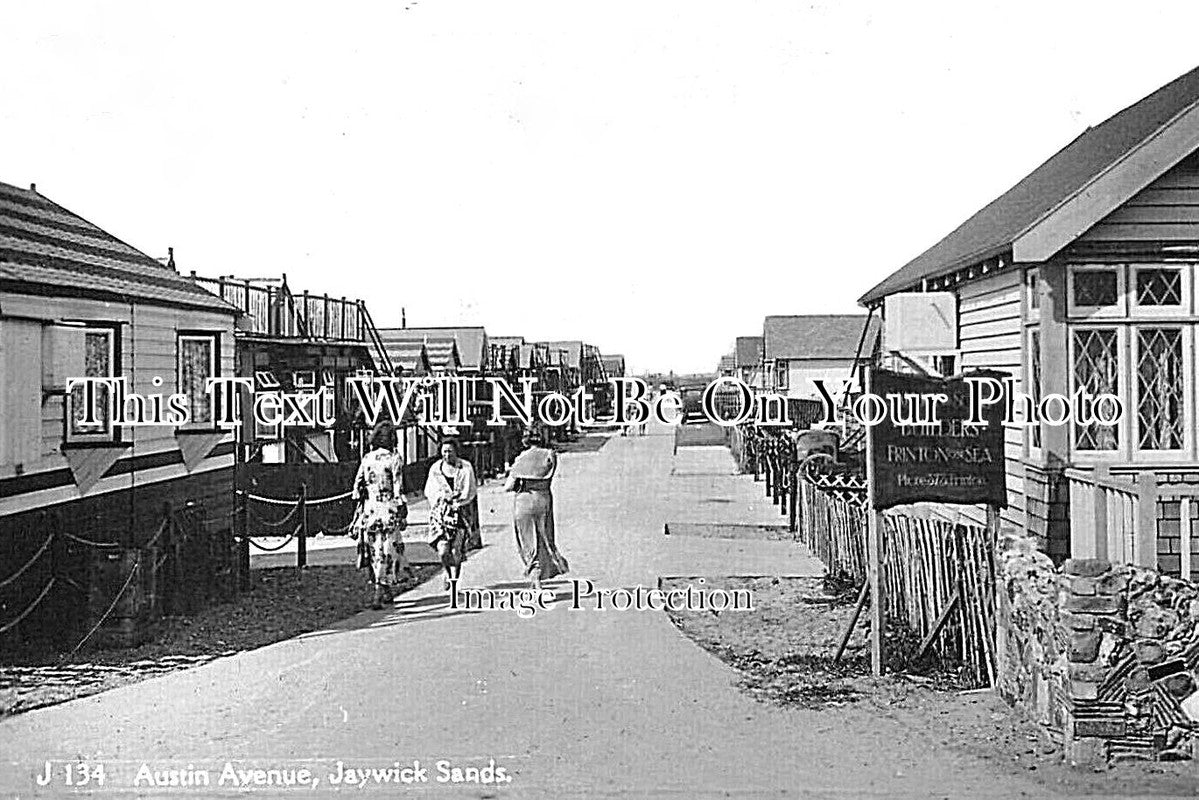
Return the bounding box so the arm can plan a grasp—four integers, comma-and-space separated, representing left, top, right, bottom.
601, 354, 625, 379
540, 340, 584, 393
378, 326, 485, 374
0, 181, 240, 646
377, 330, 460, 472
859, 65, 1199, 575
762, 315, 879, 399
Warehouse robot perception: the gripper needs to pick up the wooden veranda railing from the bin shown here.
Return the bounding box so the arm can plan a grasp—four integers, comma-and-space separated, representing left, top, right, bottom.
190, 274, 395, 374
1064, 466, 1157, 567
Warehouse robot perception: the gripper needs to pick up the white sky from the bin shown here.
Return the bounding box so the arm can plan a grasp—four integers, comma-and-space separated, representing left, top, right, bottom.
4, 1, 1199, 374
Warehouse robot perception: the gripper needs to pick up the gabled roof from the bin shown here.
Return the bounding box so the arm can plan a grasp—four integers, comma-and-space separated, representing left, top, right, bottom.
601, 354, 625, 376
0, 181, 235, 313
378, 326, 486, 370
541, 340, 583, 370
377, 330, 460, 371
763, 315, 879, 361
735, 336, 763, 367
380, 339, 431, 374
422, 339, 460, 370
861, 65, 1199, 304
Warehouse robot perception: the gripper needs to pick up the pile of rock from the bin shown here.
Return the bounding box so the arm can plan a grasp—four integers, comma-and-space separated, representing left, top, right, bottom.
998, 538, 1199, 765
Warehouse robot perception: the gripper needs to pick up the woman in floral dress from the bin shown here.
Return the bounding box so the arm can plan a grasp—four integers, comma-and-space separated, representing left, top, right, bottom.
351, 423, 409, 609
424, 439, 477, 591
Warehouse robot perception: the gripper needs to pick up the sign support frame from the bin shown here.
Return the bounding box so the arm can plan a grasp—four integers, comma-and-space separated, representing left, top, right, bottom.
864, 365, 884, 676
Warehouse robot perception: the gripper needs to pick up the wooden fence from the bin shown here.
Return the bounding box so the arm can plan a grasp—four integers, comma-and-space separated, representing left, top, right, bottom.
798, 473, 997, 686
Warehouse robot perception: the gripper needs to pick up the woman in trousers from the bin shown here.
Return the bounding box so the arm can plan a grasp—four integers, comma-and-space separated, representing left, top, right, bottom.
505, 428, 569, 590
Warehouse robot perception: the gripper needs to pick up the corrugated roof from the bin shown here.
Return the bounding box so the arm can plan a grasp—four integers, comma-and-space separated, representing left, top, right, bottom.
377, 326, 486, 370
763, 315, 878, 361
735, 336, 762, 367
860, 65, 1199, 304
0, 181, 235, 313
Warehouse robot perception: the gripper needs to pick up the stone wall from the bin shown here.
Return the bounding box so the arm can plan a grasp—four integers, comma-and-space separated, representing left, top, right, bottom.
997, 534, 1199, 765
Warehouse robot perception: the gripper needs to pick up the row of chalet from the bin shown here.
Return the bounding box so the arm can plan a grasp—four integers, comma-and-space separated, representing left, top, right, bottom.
0, 177, 626, 645
0, 175, 627, 536
724, 315, 879, 400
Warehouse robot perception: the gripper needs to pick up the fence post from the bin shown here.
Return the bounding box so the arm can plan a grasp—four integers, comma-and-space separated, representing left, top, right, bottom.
297, 483, 308, 572
788, 465, 798, 533
780, 455, 789, 517
1092, 464, 1110, 560
1135, 471, 1158, 570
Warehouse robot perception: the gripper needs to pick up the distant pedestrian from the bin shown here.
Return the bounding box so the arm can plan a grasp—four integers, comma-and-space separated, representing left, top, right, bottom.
350, 421, 409, 610
504, 428, 569, 590
424, 439, 478, 590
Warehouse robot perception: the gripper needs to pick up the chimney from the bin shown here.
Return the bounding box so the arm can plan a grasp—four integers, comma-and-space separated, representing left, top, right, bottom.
29, 183, 36, 193
401, 307, 407, 328
167, 246, 175, 269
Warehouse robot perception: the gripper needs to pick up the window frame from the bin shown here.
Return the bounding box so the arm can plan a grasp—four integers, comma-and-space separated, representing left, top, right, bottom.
1068, 264, 1127, 319
774, 360, 789, 391
1025, 327, 1043, 460
1024, 267, 1041, 324
1131, 324, 1194, 460
1131, 265, 1191, 318
64, 323, 122, 447
1068, 324, 1128, 462
176, 331, 221, 431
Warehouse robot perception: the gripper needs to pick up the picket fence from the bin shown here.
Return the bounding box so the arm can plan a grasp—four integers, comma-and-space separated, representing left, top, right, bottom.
798, 474, 998, 687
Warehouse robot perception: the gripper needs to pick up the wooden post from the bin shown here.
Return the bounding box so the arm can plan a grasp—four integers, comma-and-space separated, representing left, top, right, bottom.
297, 483, 308, 572
864, 366, 884, 676
1181, 496, 1191, 581
1092, 463, 1110, 560
1136, 472, 1159, 570
788, 465, 798, 533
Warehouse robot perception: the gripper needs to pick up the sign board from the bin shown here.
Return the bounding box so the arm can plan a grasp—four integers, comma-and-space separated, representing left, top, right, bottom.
868, 367, 1007, 511
883, 292, 957, 352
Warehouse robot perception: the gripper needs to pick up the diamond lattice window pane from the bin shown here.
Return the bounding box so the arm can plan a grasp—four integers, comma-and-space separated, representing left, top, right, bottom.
1073, 271, 1119, 307
1137, 327, 1184, 450
1073, 328, 1119, 450
1135, 269, 1182, 306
